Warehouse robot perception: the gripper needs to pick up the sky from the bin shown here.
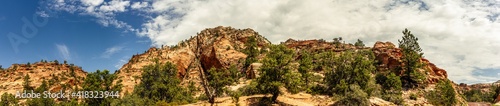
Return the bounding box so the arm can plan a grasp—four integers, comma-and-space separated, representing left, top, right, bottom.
0, 0, 499, 84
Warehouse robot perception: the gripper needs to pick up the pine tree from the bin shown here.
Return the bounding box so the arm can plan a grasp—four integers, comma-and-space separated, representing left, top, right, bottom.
256, 44, 295, 102
398, 28, 425, 88
23, 74, 33, 91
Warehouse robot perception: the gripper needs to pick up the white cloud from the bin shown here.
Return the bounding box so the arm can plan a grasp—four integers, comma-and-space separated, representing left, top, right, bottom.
56, 44, 71, 60
131, 2, 149, 10
81, 0, 104, 6
99, 0, 130, 12
41, 0, 500, 84
101, 46, 124, 58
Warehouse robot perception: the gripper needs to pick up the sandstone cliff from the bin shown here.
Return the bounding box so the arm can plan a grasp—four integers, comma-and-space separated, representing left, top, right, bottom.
0, 61, 87, 96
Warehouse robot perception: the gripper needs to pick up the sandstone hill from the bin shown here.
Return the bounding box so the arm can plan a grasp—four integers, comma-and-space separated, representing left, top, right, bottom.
113, 26, 470, 105
114, 26, 270, 96
0, 60, 87, 96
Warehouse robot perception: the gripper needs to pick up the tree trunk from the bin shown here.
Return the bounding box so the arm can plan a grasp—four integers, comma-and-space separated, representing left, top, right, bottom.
271, 92, 279, 103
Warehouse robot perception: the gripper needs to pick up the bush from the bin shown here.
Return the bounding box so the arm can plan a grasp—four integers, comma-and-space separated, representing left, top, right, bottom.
410, 93, 418, 100
325, 51, 376, 95
426, 80, 457, 105
134, 61, 194, 104
1, 93, 18, 106
333, 85, 369, 106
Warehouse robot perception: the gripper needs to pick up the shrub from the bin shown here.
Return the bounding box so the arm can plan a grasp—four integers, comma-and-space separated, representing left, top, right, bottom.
333, 85, 369, 106
410, 93, 418, 100
325, 51, 376, 95
426, 80, 457, 105
134, 61, 194, 104
1, 93, 18, 106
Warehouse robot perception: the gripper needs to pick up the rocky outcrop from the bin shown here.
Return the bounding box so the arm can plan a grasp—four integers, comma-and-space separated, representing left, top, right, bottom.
114, 26, 270, 95
372, 41, 448, 84
284, 39, 362, 52
372, 41, 403, 72
0, 61, 87, 96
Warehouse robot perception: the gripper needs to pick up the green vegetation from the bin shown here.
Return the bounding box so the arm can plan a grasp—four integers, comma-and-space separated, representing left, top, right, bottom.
255, 44, 297, 102
426, 80, 457, 105
206, 67, 234, 104
243, 36, 259, 69
23, 74, 33, 91
325, 51, 377, 96
26, 80, 55, 106
298, 51, 313, 89
354, 39, 365, 47
463, 84, 499, 102
0, 93, 18, 106
132, 61, 194, 105
377, 73, 404, 104
82, 70, 122, 106
398, 29, 425, 88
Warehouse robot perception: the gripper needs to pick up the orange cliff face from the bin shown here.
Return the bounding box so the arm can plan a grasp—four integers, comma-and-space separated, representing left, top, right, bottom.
0, 61, 87, 95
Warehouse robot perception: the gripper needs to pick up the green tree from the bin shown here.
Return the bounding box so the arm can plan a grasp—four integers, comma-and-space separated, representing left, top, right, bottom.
134, 61, 193, 104
377, 73, 404, 104
82, 70, 122, 106
26, 80, 55, 106
398, 28, 425, 88
23, 74, 33, 91
426, 80, 457, 105
243, 36, 259, 69
256, 44, 295, 102
325, 51, 376, 96
354, 39, 365, 47
299, 51, 313, 89
1, 93, 18, 106
54, 60, 59, 65
206, 67, 234, 104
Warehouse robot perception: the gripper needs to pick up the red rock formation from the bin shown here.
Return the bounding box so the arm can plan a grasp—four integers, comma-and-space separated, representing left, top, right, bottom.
372, 41, 403, 73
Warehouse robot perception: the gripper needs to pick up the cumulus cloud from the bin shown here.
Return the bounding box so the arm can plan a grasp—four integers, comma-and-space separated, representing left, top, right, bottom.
56, 44, 71, 60
41, 0, 500, 84
101, 46, 124, 58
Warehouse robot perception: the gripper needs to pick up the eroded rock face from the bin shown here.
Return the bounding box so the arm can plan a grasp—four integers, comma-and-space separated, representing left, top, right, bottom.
114, 26, 270, 95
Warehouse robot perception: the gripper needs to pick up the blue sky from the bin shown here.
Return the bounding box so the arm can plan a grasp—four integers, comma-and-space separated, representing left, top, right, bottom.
0, 0, 150, 72
0, 0, 499, 84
